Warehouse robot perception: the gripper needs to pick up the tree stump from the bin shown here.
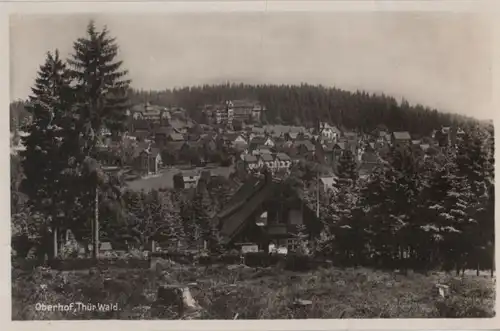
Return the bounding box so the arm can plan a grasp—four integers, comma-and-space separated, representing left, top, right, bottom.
435, 284, 450, 298
157, 285, 202, 319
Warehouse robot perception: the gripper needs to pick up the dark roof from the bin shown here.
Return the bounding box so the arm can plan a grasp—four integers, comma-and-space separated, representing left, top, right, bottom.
217, 179, 312, 244
243, 154, 258, 163
260, 154, 274, 162
392, 131, 412, 141
276, 153, 291, 161
219, 180, 276, 243
217, 176, 264, 220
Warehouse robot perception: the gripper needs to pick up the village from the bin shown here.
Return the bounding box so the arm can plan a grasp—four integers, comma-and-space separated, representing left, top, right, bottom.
12, 97, 471, 255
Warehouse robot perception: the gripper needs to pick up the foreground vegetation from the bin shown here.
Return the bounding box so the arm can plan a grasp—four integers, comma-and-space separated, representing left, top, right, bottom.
12, 262, 495, 320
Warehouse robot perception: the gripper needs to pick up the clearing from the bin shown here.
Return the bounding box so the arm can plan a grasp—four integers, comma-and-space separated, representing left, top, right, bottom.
12, 264, 495, 320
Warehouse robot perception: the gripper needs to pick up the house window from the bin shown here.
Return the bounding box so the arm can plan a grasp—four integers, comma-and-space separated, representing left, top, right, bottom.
287, 238, 299, 252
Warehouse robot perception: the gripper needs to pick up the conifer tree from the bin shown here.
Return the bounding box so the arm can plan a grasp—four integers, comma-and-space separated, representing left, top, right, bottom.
157, 190, 186, 250
191, 188, 221, 252
67, 20, 131, 257
19, 50, 74, 258
68, 20, 131, 138
336, 149, 358, 186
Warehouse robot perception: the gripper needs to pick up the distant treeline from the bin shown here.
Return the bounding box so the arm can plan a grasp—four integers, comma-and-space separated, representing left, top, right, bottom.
127, 83, 482, 136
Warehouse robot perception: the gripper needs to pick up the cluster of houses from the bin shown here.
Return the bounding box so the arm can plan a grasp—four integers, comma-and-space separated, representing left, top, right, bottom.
11, 99, 466, 195
94, 98, 467, 187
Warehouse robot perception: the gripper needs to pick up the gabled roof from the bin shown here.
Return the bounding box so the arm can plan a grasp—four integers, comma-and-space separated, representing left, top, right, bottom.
320, 176, 337, 189
392, 131, 412, 141
217, 178, 313, 244
217, 176, 265, 220
334, 142, 346, 150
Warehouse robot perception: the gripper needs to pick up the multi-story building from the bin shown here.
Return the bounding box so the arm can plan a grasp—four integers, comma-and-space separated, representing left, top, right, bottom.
203, 99, 265, 125
228, 100, 266, 123
129, 103, 170, 124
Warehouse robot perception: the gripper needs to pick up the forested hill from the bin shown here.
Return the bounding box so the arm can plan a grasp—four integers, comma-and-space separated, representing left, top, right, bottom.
12, 83, 483, 136
128, 83, 480, 136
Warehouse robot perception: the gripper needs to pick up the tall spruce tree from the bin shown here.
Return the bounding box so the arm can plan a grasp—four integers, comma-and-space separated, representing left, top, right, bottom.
67, 20, 131, 258
20, 50, 74, 258
68, 20, 131, 138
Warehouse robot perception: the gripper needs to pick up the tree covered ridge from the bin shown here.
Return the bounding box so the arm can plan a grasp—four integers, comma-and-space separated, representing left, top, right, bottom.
13, 83, 487, 138
127, 83, 485, 135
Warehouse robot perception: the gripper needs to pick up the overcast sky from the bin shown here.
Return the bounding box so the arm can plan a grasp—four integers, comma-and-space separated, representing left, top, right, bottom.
10, 12, 492, 119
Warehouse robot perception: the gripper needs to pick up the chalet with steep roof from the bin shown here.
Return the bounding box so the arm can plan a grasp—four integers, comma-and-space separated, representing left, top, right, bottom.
214, 175, 322, 252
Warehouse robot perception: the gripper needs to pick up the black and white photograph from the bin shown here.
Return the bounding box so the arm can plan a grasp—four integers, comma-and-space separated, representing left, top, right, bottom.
7, 2, 496, 325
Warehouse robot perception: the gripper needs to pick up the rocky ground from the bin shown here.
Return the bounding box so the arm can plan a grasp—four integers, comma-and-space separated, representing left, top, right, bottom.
12, 261, 496, 320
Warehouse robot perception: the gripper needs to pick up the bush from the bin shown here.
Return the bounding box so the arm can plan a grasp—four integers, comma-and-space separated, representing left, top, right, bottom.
284, 254, 314, 272
151, 251, 194, 264
244, 252, 282, 268
47, 258, 149, 270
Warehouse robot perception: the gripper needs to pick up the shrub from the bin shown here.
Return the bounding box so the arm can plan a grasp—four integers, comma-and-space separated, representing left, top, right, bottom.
244, 252, 282, 268
284, 254, 314, 272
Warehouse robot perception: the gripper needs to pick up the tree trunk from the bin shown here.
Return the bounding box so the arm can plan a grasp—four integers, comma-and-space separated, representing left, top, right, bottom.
92, 187, 99, 260
53, 226, 58, 258
492, 247, 495, 278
